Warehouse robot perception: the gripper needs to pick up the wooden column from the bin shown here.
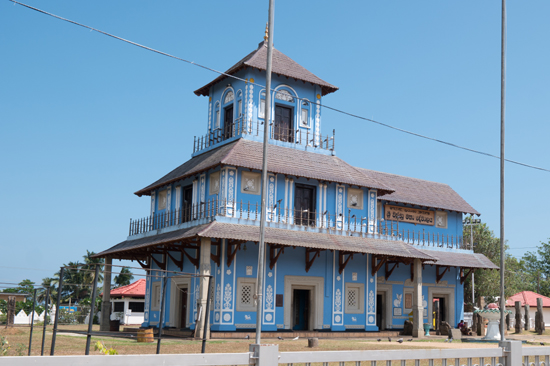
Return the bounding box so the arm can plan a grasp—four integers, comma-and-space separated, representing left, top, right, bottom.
514, 301, 522, 333
195, 237, 211, 339
100, 256, 112, 331
412, 259, 424, 338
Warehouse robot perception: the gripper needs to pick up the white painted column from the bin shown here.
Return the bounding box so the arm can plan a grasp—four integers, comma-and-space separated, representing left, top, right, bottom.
412, 258, 424, 338
195, 237, 212, 339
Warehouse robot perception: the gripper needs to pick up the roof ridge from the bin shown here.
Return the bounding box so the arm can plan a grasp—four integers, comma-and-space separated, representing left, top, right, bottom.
357, 167, 451, 187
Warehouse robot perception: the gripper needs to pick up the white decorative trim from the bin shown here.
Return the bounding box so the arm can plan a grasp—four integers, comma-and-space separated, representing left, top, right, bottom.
314, 96, 321, 146
335, 185, 345, 230
150, 193, 156, 215
208, 99, 212, 132
369, 190, 377, 234
267, 174, 276, 221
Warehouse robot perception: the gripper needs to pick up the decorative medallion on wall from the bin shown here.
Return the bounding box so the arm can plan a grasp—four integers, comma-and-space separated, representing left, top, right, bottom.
265, 313, 273, 322
352, 272, 358, 281
336, 275, 341, 281
268, 272, 273, 278
241, 171, 261, 195
334, 315, 341, 323
334, 289, 342, 312
246, 266, 253, 276
435, 211, 448, 229
226, 269, 231, 275
223, 284, 232, 309
351, 317, 357, 322
347, 188, 363, 210
368, 315, 374, 323
370, 278, 374, 283
393, 294, 402, 307
215, 313, 220, 321
223, 313, 231, 322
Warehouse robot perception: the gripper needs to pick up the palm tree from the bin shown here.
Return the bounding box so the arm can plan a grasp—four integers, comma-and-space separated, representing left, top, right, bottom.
114, 267, 134, 288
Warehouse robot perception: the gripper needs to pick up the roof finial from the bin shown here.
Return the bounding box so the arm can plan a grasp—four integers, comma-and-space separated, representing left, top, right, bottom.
264, 23, 269, 41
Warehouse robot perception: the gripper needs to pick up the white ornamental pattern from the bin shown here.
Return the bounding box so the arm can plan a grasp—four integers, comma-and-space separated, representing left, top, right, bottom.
223, 283, 232, 309
227, 171, 235, 215
334, 289, 342, 312
247, 84, 254, 129
315, 101, 321, 146
208, 100, 212, 132
215, 283, 221, 310
336, 187, 344, 229
265, 285, 274, 310
368, 290, 375, 313
200, 175, 206, 204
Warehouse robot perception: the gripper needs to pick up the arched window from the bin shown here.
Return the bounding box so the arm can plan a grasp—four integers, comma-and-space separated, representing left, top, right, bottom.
224, 90, 234, 104
258, 91, 266, 119
275, 89, 294, 103
301, 100, 310, 127
222, 89, 234, 139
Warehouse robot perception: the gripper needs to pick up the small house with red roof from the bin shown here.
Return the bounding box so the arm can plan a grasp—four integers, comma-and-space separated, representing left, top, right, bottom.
109, 279, 146, 325
506, 291, 550, 327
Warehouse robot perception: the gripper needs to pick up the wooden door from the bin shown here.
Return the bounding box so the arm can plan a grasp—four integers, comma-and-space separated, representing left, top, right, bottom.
180, 289, 187, 329
274, 105, 293, 142
224, 105, 234, 139
294, 184, 316, 226
183, 185, 193, 222
292, 289, 310, 330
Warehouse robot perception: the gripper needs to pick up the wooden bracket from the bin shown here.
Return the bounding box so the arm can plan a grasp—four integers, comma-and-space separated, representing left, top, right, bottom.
133, 256, 150, 270
167, 251, 183, 271
182, 248, 199, 269
371, 256, 387, 276
460, 268, 473, 284
150, 254, 166, 271
436, 265, 450, 283
385, 261, 399, 281
338, 251, 354, 274
211, 240, 221, 267
227, 240, 243, 267
269, 245, 285, 270
305, 248, 321, 272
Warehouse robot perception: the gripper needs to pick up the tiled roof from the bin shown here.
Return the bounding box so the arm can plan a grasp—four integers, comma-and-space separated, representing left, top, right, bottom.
505, 291, 550, 307
95, 221, 434, 262
194, 41, 338, 97
110, 279, 146, 298
356, 168, 480, 215
419, 249, 498, 270
135, 139, 392, 196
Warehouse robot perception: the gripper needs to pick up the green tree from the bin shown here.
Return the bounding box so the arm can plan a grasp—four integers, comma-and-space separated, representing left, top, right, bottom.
0, 280, 43, 315
113, 267, 134, 288
521, 240, 550, 297
462, 220, 529, 305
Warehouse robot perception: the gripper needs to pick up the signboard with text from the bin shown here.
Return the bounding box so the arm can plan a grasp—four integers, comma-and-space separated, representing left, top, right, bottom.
384, 205, 435, 226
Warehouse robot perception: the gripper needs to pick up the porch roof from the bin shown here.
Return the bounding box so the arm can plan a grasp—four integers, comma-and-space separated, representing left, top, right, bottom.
134, 139, 393, 196
95, 221, 434, 262
419, 249, 498, 270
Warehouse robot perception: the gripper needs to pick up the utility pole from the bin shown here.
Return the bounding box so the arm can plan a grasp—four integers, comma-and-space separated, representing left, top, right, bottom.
255, 0, 275, 346
499, 0, 507, 341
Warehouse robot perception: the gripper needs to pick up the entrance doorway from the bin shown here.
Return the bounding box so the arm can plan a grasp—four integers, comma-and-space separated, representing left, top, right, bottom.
433, 297, 447, 330
274, 105, 293, 142
224, 105, 234, 139
292, 289, 310, 330
376, 294, 385, 330
294, 184, 316, 226
180, 289, 188, 328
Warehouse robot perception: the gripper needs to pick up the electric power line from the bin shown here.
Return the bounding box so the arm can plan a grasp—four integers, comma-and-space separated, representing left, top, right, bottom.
8, 0, 550, 174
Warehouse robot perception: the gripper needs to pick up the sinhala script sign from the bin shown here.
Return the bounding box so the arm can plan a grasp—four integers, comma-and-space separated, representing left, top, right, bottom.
384, 205, 434, 226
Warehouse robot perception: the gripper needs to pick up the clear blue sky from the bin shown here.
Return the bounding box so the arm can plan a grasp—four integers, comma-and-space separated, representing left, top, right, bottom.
1, 1, 549, 286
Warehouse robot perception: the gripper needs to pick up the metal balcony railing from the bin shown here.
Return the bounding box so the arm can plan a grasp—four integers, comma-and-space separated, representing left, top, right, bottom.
129, 198, 467, 250
193, 117, 335, 154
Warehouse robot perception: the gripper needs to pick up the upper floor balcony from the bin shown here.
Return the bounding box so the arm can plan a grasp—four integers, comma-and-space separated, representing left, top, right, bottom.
192, 117, 336, 156
128, 198, 469, 251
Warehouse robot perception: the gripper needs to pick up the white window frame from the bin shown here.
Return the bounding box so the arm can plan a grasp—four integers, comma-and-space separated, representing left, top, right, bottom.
151, 282, 161, 311
236, 277, 257, 312
344, 283, 364, 314
241, 171, 261, 195
347, 188, 364, 210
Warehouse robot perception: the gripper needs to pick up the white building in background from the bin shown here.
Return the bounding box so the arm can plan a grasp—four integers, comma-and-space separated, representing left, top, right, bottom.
108, 279, 145, 325
506, 291, 550, 328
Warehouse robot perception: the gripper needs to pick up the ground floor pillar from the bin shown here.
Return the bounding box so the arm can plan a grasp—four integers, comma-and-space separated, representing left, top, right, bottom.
100, 256, 112, 331
412, 258, 424, 338
195, 237, 211, 339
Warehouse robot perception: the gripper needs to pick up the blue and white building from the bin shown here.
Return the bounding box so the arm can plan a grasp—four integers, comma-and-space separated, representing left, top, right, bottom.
96, 37, 497, 336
